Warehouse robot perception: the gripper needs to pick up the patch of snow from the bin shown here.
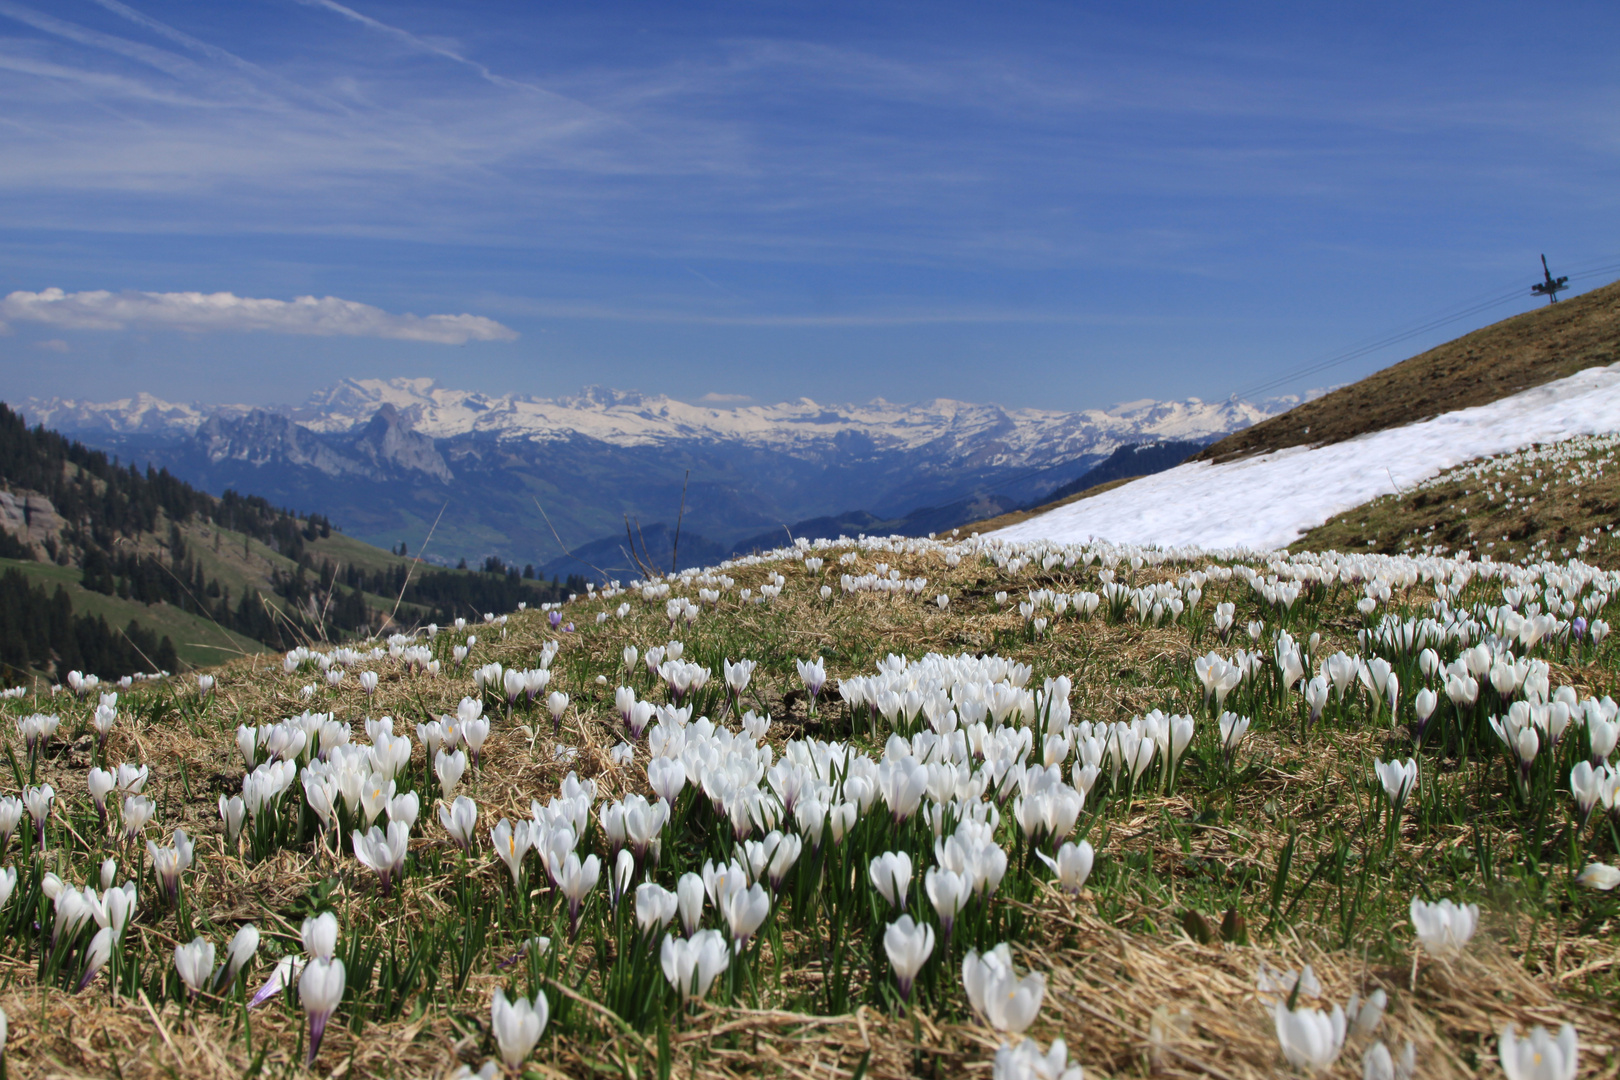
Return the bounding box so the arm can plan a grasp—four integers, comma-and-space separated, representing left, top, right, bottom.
991, 363, 1620, 552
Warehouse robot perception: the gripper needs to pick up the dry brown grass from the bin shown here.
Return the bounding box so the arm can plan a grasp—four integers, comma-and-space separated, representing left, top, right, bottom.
1196, 279, 1620, 465
1, 543, 1616, 1078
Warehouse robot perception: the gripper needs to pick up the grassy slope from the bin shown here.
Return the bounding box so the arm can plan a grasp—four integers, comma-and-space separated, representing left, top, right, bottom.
1197, 278, 1620, 464
1294, 434, 1620, 567
4, 501, 438, 672
174, 519, 408, 618
0, 541, 1614, 1078
0, 556, 265, 668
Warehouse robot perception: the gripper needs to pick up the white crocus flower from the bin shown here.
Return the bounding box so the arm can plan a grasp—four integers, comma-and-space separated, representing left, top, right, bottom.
1036, 840, 1094, 893
416, 720, 445, 760
435, 749, 467, 799
925, 867, 970, 937
301, 912, 339, 961
677, 872, 706, 937
219, 795, 246, 845
1218, 712, 1250, 763
0, 796, 22, 849
92, 702, 118, 746
299, 957, 347, 1065
174, 937, 215, 996
660, 928, 729, 1003
1576, 862, 1620, 890
611, 848, 635, 911
963, 945, 1045, 1034
1373, 758, 1418, 813
147, 828, 195, 905
869, 851, 912, 910
1305, 678, 1329, 725
1413, 688, 1438, 730
87, 768, 115, 824
648, 757, 685, 803
215, 923, 260, 990
463, 716, 491, 765
720, 880, 770, 950
883, 915, 935, 1002
352, 821, 409, 897
1362, 1040, 1416, 1080
1409, 896, 1478, 958
765, 832, 802, 893
387, 791, 420, 830
1348, 989, 1386, 1039
795, 657, 826, 702
115, 762, 148, 794
122, 795, 155, 840
438, 795, 478, 850
491, 818, 533, 885
1273, 1000, 1347, 1072
556, 852, 601, 936
1570, 762, 1606, 826
78, 927, 114, 992
635, 882, 678, 936
491, 988, 549, 1069
96, 882, 135, 943
1498, 1023, 1578, 1080
358, 773, 395, 829
724, 659, 754, 700
24, 784, 53, 848
994, 1038, 1084, 1080
249, 954, 305, 1009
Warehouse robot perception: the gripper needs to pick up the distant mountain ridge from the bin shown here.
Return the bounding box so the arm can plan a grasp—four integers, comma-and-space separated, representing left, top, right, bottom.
19, 379, 1285, 566
1040, 439, 1216, 504
29, 378, 1275, 459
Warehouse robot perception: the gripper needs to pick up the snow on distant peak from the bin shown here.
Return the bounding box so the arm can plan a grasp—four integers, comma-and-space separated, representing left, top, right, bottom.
21, 377, 1283, 467
18, 391, 249, 435
1106, 398, 1162, 417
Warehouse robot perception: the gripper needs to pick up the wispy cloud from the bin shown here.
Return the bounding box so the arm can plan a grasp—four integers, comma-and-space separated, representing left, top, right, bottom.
0, 3, 1615, 412
0, 288, 517, 344
0, 0, 1607, 267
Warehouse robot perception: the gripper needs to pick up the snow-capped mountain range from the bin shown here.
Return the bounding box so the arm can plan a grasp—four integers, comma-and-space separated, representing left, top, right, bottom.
18, 378, 1285, 568
26, 378, 1277, 464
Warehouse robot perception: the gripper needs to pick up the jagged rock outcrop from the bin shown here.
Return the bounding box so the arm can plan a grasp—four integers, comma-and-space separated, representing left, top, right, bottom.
345, 405, 453, 483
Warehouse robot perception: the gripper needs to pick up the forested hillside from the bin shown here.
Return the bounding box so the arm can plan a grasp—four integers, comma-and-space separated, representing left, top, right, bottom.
0, 404, 586, 681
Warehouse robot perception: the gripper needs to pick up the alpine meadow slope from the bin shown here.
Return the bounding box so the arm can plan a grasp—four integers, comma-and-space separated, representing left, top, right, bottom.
0, 520, 1614, 1078
993, 280, 1620, 554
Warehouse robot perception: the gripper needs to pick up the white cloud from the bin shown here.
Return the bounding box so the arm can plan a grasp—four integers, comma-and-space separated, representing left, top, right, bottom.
0, 288, 517, 344
698, 391, 752, 403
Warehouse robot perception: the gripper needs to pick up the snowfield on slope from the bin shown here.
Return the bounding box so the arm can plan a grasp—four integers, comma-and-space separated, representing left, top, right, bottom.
990, 363, 1620, 552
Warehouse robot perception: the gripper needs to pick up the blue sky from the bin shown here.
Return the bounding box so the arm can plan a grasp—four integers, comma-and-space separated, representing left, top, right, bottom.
0, 0, 1616, 412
